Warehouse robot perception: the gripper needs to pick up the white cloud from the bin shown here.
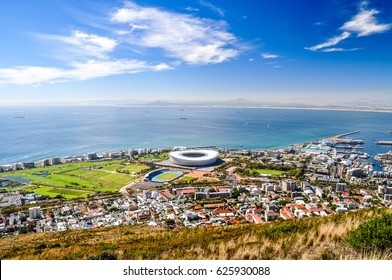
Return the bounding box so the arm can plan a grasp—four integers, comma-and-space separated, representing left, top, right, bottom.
261, 53, 279, 59
305, 31, 350, 51
1, 1, 243, 87
39, 30, 118, 59
320, 47, 361, 52
306, 1, 391, 52
198, 0, 224, 17
0, 66, 66, 85
111, 2, 239, 64
0, 60, 172, 86
341, 2, 391, 36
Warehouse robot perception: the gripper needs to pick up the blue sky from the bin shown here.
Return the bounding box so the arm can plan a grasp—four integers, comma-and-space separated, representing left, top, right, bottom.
0, 0, 391, 105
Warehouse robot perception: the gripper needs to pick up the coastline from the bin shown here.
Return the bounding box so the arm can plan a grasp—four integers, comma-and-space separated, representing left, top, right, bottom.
0, 130, 359, 167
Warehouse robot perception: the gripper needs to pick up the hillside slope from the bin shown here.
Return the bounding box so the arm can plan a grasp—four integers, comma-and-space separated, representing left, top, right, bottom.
1, 208, 391, 260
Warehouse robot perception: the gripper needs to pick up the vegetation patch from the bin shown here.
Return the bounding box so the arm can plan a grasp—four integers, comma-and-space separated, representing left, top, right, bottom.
264, 222, 307, 239
346, 214, 392, 252
250, 169, 286, 176
138, 152, 169, 161
0, 209, 391, 260
180, 176, 197, 183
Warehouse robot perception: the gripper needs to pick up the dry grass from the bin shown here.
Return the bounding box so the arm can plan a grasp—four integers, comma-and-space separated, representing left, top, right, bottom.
0, 208, 391, 260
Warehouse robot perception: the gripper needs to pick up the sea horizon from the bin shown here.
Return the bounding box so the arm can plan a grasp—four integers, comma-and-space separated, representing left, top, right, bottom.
1, 106, 390, 166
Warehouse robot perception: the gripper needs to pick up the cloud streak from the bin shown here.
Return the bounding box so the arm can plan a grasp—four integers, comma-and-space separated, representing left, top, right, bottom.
198, 0, 225, 17
111, 2, 239, 64
37, 30, 118, 59
306, 1, 391, 52
320, 47, 361, 52
305, 31, 351, 51
0, 60, 171, 86
261, 53, 280, 59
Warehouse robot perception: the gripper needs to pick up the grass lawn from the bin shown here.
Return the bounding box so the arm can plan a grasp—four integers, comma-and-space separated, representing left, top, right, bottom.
33, 186, 90, 199
1, 160, 144, 198
60, 170, 136, 192
155, 172, 181, 181
180, 176, 196, 183
251, 169, 286, 176
119, 164, 150, 173
101, 164, 124, 171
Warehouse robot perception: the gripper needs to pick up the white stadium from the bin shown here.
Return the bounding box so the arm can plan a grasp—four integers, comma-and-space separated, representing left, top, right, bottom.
169, 150, 219, 167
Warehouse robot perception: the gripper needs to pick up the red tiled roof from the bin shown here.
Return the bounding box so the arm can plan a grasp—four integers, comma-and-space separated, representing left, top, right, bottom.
214, 209, 233, 214
204, 203, 225, 209
182, 189, 196, 194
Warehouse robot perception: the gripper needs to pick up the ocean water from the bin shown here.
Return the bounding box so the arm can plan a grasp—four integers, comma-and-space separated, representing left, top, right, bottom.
0, 106, 391, 165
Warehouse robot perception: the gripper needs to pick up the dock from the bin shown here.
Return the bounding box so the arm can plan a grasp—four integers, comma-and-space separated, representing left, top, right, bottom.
325, 130, 360, 141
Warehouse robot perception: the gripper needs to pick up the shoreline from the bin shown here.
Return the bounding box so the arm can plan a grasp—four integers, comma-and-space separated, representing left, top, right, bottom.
0, 130, 359, 167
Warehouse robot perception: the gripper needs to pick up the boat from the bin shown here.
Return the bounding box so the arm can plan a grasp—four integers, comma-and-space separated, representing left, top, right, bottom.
358, 153, 369, 159
14, 116, 25, 118
180, 117, 187, 120
375, 141, 392, 145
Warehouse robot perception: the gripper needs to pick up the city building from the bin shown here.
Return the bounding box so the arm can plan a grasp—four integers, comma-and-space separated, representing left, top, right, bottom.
169, 150, 219, 167
336, 183, 347, 192
29, 207, 41, 219
280, 180, 297, 192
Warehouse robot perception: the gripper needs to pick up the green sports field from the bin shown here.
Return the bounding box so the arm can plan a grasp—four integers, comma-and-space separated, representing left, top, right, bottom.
155, 172, 181, 181
1, 160, 150, 199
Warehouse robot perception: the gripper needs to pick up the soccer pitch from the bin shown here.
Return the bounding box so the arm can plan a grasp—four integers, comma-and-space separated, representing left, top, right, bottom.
152, 171, 183, 182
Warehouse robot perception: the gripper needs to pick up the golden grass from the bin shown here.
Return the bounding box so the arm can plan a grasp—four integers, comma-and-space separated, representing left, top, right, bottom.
0, 208, 391, 260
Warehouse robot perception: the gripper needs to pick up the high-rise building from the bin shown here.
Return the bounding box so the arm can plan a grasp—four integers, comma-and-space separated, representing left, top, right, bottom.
51, 158, 62, 165
9, 214, 15, 225
87, 153, 97, 160
280, 180, 297, 192
336, 183, 347, 192
29, 206, 41, 219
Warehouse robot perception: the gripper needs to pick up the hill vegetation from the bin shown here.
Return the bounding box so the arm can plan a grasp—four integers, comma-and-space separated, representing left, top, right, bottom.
0, 208, 391, 260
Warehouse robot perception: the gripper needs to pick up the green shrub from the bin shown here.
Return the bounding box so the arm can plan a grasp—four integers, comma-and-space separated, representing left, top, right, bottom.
346, 214, 392, 252
35, 243, 47, 250
265, 222, 307, 239
88, 251, 117, 260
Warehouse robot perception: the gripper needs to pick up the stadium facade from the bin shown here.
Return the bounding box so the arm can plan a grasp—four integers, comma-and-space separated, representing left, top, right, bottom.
169, 150, 219, 167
